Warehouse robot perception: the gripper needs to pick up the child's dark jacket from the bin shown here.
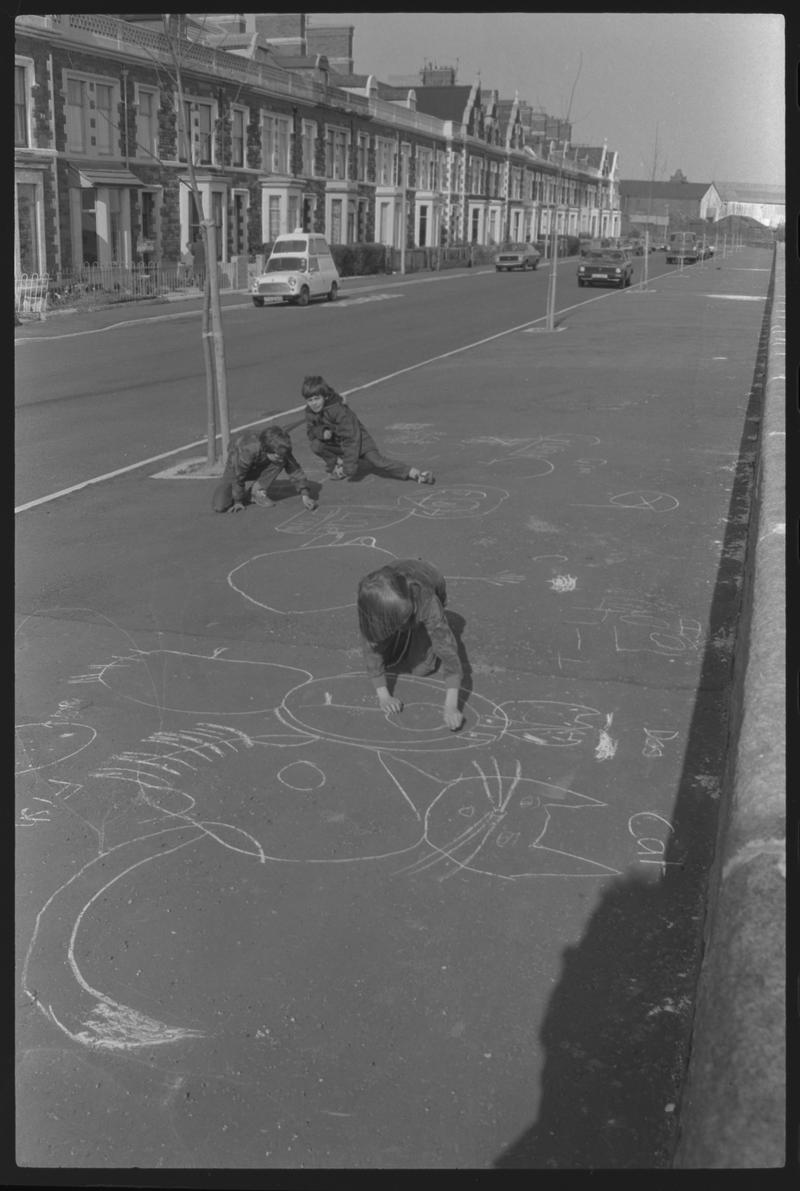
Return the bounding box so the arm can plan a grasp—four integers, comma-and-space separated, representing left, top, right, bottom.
224, 427, 309, 503
304, 389, 377, 478
360, 559, 463, 690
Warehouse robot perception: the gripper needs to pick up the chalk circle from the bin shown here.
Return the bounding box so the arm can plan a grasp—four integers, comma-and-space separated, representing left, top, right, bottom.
15, 721, 97, 774
278, 674, 502, 752
277, 760, 326, 791
401, 485, 510, 518
228, 542, 395, 614
609, 491, 679, 512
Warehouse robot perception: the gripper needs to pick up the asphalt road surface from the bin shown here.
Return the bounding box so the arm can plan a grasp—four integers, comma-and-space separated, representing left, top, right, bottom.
15, 247, 773, 1169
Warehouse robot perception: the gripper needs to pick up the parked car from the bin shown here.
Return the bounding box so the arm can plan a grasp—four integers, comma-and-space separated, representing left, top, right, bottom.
493, 242, 541, 271
251, 231, 340, 307
577, 248, 634, 288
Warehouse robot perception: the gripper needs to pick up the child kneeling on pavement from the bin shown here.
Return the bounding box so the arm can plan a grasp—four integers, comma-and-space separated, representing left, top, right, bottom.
302, 375, 434, 485
212, 425, 317, 514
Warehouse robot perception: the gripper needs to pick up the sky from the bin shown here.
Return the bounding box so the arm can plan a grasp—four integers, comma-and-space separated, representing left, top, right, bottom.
309, 12, 785, 187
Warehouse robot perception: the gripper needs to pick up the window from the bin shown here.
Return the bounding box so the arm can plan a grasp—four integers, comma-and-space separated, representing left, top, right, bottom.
263, 114, 290, 174
231, 108, 245, 168
268, 195, 281, 241
140, 191, 157, 241
330, 198, 343, 243
417, 149, 433, 190
136, 87, 158, 159
16, 180, 40, 272
15, 64, 30, 148
65, 74, 118, 157
325, 127, 348, 180
180, 100, 213, 165
418, 204, 428, 247
376, 139, 396, 187
357, 133, 368, 181
301, 120, 316, 176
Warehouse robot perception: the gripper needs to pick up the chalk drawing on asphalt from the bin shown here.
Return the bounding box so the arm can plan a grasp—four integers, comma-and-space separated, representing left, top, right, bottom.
563, 593, 703, 656
388, 757, 620, 881
383, 423, 444, 445
574, 490, 680, 512
271, 486, 510, 542
628, 811, 680, 874
20, 633, 638, 1062
16, 720, 97, 775
642, 729, 679, 758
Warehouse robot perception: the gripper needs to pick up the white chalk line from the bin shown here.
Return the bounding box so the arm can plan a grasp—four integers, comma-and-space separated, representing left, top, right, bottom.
15, 297, 595, 515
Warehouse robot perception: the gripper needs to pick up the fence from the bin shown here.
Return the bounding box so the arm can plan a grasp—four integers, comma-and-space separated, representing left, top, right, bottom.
20, 260, 248, 314
15, 273, 49, 320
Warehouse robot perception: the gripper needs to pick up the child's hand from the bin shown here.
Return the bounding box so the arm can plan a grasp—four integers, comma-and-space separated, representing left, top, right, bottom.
378, 692, 403, 715
443, 707, 464, 731
301, 493, 318, 511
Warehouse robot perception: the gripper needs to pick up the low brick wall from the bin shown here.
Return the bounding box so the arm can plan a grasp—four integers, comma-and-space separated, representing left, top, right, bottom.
673, 245, 785, 1168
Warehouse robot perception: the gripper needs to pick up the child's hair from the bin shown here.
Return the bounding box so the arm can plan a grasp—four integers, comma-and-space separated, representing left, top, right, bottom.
302, 375, 339, 402
259, 425, 291, 460
357, 566, 416, 645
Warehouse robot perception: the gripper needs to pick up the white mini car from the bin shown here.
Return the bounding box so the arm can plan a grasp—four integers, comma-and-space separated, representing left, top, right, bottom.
251, 232, 340, 307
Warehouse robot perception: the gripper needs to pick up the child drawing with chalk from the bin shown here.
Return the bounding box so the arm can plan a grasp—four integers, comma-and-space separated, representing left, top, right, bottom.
357, 559, 464, 731
212, 425, 318, 514
302, 375, 434, 485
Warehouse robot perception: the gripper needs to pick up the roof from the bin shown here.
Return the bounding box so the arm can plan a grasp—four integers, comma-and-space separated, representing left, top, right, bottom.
620, 180, 714, 200
713, 181, 785, 204
410, 85, 473, 122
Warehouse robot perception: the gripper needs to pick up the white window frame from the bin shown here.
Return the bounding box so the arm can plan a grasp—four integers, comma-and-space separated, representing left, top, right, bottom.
324, 125, 348, 181
63, 70, 120, 158
179, 97, 216, 166
15, 58, 34, 149
376, 138, 396, 188
301, 119, 316, 177
230, 105, 247, 169
134, 84, 159, 162
262, 113, 291, 175
15, 170, 45, 274
357, 132, 369, 182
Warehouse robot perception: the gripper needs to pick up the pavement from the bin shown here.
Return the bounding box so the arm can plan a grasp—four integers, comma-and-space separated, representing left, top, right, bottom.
14, 247, 784, 1170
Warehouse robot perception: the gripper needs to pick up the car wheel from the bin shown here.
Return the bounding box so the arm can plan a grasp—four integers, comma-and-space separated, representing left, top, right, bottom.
578, 279, 584, 287
531, 261, 538, 270
327, 282, 338, 302
495, 266, 501, 272
252, 297, 264, 308
297, 286, 310, 307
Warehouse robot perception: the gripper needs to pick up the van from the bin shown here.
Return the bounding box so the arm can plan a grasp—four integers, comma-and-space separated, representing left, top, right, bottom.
250, 230, 341, 307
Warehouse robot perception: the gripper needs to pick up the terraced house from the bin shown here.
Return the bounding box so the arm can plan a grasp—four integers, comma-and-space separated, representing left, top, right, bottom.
14, 12, 621, 281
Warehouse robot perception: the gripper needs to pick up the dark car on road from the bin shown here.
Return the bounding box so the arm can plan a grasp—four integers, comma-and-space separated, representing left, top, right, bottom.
577, 248, 634, 288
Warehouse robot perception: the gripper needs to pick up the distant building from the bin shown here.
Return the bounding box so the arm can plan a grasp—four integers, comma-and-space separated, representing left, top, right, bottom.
713, 182, 785, 228
619, 179, 721, 233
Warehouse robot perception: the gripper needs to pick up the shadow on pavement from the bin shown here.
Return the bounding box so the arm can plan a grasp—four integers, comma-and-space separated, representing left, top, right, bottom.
493, 256, 775, 1170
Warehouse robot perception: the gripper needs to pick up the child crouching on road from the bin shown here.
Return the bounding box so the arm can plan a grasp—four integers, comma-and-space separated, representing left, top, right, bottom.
212, 425, 318, 514
302, 375, 434, 484
357, 559, 464, 731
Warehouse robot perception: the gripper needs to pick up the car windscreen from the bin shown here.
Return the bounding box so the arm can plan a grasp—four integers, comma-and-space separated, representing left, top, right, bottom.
586, 251, 608, 260
266, 257, 306, 272
272, 240, 307, 253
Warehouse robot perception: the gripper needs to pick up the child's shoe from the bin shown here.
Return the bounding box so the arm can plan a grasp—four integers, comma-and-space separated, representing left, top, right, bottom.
409, 468, 435, 485
329, 463, 346, 480
252, 488, 275, 508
